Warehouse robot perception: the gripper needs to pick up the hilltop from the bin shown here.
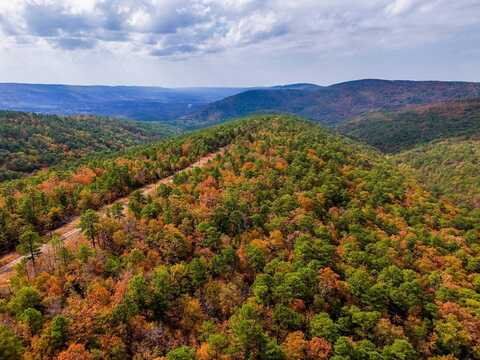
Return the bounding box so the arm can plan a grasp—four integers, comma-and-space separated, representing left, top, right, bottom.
0, 115, 478, 359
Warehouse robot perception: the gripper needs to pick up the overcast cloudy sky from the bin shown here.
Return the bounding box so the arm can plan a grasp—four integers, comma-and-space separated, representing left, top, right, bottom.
0, 0, 479, 87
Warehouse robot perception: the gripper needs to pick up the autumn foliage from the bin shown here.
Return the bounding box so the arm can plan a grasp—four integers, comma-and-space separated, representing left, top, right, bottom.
1, 116, 479, 359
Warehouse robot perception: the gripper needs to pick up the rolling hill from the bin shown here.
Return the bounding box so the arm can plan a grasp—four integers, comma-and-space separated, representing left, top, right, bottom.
0, 111, 172, 181
0, 115, 479, 359
336, 98, 480, 209
337, 98, 480, 153
393, 138, 480, 209
0, 83, 249, 122
180, 79, 480, 128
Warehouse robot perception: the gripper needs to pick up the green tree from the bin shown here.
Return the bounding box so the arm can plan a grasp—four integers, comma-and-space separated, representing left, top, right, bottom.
79, 209, 99, 247
108, 202, 124, 219
128, 191, 145, 219
17, 229, 42, 272
0, 325, 23, 360
382, 339, 416, 360
19, 307, 43, 334
50, 315, 70, 351
309, 312, 339, 343
9, 286, 41, 315
50, 234, 69, 269
167, 346, 196, 360
272, 304, 304, 333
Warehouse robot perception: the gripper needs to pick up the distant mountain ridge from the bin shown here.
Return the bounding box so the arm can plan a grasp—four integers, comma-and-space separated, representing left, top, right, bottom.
180, 79, 480, 128
3, 79, 480, 129
0, 83, 250, 122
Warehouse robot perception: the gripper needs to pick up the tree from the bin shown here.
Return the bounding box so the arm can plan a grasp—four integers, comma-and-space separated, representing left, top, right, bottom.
382, 339, 416, 360
50, 233, 69, 269
8, 286, 41, 315
282, 331, 307, 360
57, 343, 93, 360
79, 209, 99, 247
0, 325, 23, 360
167, 346, 197, 360
50, 315, 70, 351
309, 312, 339, 343
17, 229, 42, 272
107, 202, 124, 219
19, 307, 43, 334
0, 208, 12, 253
230, 303, 269, 359
272, 304, 304, 333
128, 191, 145, 219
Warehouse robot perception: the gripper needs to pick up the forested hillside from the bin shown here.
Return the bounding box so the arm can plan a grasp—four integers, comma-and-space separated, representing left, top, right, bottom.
1, 116, 479, 359
338, 99, 480, 153
336, 99, 480, 209
0, 111, 173, 181
0, 120, 240, 254
181, 80, 480, 128
393, 138, 480, 209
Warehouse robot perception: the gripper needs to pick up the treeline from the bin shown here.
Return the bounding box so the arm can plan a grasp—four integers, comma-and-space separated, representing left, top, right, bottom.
337, 98, 480, 153
1, 116, 479, 359
0, 118, 250, 254
0, 111, 173, 181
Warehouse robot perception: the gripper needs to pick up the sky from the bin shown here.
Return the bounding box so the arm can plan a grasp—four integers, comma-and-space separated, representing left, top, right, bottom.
0, 0, 479, 87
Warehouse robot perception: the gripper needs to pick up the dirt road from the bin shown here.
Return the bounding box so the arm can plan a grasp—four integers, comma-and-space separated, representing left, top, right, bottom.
0, 148, 226, 284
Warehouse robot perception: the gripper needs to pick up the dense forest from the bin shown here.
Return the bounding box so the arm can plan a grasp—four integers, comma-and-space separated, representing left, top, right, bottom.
0, 119, 242, 254
0, 111, 173, 181
337, 99, 480, 153
0, 116, 479, 359
393, 138, 480, 209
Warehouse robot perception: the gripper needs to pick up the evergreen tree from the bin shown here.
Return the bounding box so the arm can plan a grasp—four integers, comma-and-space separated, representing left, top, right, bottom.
17, 229, 42, 272
79, 210, 99, 247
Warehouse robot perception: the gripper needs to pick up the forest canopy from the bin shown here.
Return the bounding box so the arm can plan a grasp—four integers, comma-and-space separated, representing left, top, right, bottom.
0, 115, 479, 359
337, 98, 480, 153
0, 111, 173, 181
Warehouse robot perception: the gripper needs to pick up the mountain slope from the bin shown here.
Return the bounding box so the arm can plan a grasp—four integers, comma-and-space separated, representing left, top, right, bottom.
0, 83, 248, 122
0, 111, 172, 181
393, 138, 480, 209
338, 98, 480, 153
1, 115, 479, 359
0, 119, 240, 253
181, 79, 480, 128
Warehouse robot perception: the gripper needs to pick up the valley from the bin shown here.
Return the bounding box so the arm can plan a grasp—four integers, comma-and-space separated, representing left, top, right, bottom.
0, 84, 249, 122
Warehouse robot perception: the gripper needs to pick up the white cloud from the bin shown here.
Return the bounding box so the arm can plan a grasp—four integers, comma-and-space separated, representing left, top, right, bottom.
385, 0, 417, 15
0, 0, 477, 57
0, 0, 478, 86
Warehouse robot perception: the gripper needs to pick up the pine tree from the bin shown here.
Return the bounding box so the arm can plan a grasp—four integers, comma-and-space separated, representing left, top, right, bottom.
17, 230, 42, 273
79, 210, 99, 247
